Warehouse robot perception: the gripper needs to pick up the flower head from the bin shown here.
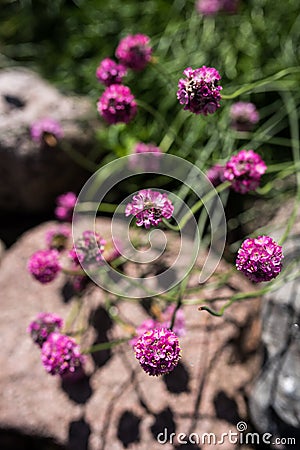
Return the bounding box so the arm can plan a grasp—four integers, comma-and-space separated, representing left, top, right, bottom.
207, 163, 226, 187
224, 149, 267, 194
45, 224, 71, 251
28, 249, 61, 284
125, 189, 174, 229
230, 102, 259, 131
41, 332, 84, 376
97, 84, 137, 125
69, 230, 106, 267
55, 192, 77, 222
115, 34, 152, 71
236, 236, 283, 283
134, 328, 181, 376
177, 66, 222, 115
129, 142, 162, 171
96, 57, 127, 86
27, 313, 63, 347
30, 118, 63, 146
196, 0, 222, 15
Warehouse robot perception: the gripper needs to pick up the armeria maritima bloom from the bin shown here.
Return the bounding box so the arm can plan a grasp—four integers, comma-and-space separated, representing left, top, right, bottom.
177, 66, 222, 115
96, 57, 127, 86
45, 224, 71, 251
236, 236, 283, 283
224, 149, 267, 194
196, 0, 238, 15
27, 312, 63, 347
128, 142, 162, 171
30, 117, 63, 146
125, 189, 174, 229
115, 34, 152, 71
28, 249, 61, 284
55, 191, 77, 222
230, 101, 259, 131
207, 163, 226, 187
41, 332, 84, 376
69, 230, 106, 267
134, 328, 181, 376
97, 84, 137, 125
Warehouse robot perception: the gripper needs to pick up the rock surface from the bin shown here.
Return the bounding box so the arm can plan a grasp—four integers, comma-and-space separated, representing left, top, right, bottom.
0, 67, 98, 213
0, 219, 262, 450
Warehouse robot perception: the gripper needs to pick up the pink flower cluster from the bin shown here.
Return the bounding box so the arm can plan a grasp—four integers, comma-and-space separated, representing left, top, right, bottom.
55, 192, 77, 222
224, 149, 267, 194
28, 249, 61, 284
129, 142, 162, 171
207, 163, 226, 187
45, 224, 71, 251
125, 189, 174, 229
27, 312, 63, 347
130, 304, 185, 347
97, 34, 152, 125
97, 84, 137, 125
196, 0, 238, 15
134, 328, 181, 376
69, 230, 106, 267
177, 66, 222, 115
230, 102, 259, 131
41, 332, 84, 376
236, 236, 283, 283
30, 118, 63, 145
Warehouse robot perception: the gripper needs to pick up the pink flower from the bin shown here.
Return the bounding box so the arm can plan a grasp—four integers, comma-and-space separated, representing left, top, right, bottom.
115, 34, 152, 71
207, 163, 226, 187
125, 189, 174, 229
230, 102, 259, 131
128, 142, 162, 171
27, 312, 63, 347
69, 230, 106, 267
96, 57, 127, 86
177, 66, 222, 115
224, 149, 267, 194
41, 332, 84, 376
28, 249, 61, 284
97, 84, 137, 125
196, 0, 222, 15
45, 224, 71, 251
134, 328, 181, 376
55, 192, 77, 222
236, 236, 283, 282
30, 118, 63, 146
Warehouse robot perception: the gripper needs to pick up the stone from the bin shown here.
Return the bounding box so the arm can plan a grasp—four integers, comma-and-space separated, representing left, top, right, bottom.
0, 219, 262, 449
0, 67, 98, 213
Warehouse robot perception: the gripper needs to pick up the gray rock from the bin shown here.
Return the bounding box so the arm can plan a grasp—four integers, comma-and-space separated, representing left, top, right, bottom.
0, 67, 98, 213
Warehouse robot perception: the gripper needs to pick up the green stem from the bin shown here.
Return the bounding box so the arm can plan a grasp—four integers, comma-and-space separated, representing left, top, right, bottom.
82, 338, 131, 354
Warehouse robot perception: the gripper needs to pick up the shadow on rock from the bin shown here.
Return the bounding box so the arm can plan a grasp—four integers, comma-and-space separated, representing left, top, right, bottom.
117, 410, 141, 448
0, 427, 66, 450
61, 374, 93, 404
163, 361, 190, 394
89, 306, 113, 368
150, 406, 176, 441
68, 418, 91, 450
213, 391, 241, 425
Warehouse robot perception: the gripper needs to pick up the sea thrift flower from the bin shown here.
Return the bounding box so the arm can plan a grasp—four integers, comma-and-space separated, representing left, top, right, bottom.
129, 142, 162, 171
236, 236, 283, 283
97, 84, 137, 125
30, 118, 63, 146
96, 57, 127, 86
196, 0, 222, 15
70, 230, 106, 267
224, 149, 267, 194
207, 163, 226, 187
55, 192, 77, 222
230, 102, 259, 131
41, 332, 84, 376
177, 66, 222, 115
45, 224, 71, 251
115, 34, 152, 71
134, 328, 181, 376
125, 189, 174, 229
27, 313, 63, 347
28, 249, 61, 284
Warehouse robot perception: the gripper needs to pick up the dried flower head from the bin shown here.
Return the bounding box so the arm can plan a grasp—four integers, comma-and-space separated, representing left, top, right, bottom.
30, 118, 63, 146
125, 189, 174, 229
41, 332, 84, 376
224, 149, 267, 194
27, 312, 63, 347
230, 102, 259, 131
28, 249, 61, 284
45, 224, 71, 251
55, 192, 77, 222
69, 230, 106, 267
96, 57, 127, 86
134, 328, 181, 376
115, 34, 152, 71
97, 84, 137, 125
177, 66, 222, 115
236, 236, 283, 282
